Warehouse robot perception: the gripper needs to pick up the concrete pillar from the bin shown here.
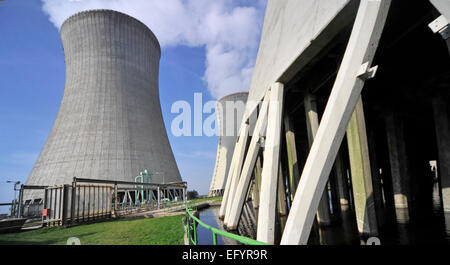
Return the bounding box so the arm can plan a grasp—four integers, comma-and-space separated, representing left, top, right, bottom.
252, 155, 262, 214
385, 114, 411, 222
277, 164, 288, 218
304, 92, 332, 226
284, 115, 300, 201
334, 150, 350, 205
223, 123, 250, 224
226, 95, 269, 230
446, 34, 450, 53
345, 97, 378, 236
281, 0, 391, 244
256, 83, 284, 244
328, 171, 341, 219
447, 37, 450, 54
367, 126, 386, 226
432, 93, 450, 212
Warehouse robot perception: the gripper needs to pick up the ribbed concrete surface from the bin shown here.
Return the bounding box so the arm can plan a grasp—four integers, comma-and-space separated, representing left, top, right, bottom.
209, 92, 248, 196
26, 10, 181, 192
247, 0, 351, 103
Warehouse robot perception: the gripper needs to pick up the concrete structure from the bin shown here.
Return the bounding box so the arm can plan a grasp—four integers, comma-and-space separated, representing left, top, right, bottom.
345, 98, 378, 235
256, 83, 284, 244
225, 90, 270, 230
26, 10, 182, 198
208, 92, 248, 196
385, 114, 411, 223
432, 93, 450, 212
304, 92, 332, 226
430, 0, 450, 214
220, 0, 450, 245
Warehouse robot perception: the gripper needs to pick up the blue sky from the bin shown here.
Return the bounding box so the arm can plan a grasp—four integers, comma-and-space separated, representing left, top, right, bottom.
0, 0, 266, 210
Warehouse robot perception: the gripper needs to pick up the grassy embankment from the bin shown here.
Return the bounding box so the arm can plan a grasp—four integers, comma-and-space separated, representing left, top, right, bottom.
0, 214, 185, 245
0, 196, 223, 245
187, 196, 222, 205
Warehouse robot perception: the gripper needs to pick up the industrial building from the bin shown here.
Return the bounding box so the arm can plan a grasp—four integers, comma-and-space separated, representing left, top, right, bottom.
209, 92, 248, 197
25, 10, 182, 198
220, 0, 450, 245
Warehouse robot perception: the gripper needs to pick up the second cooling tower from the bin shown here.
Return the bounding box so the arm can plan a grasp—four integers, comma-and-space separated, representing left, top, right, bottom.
26, 10, 182, 190
209, 92, 248, 196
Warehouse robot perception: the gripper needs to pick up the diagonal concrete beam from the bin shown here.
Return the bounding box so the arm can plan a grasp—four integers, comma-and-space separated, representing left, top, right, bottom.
304, 92, 332, 226
220, 122, 249, 220
257, 82, 285, 244
281, 0, 391, 245
223, 123, 250, 225
225, 95, 270, 230
220, 97, 263, 220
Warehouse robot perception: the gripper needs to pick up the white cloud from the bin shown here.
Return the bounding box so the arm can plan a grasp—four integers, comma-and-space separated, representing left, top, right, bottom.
40, 0, 266, 99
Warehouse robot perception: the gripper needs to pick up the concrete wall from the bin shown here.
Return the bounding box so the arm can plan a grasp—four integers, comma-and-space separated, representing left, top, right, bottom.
247, 0, 354, 103
209, 92, 248, 196
430, 0, 450, 18
26, 10, 181, 192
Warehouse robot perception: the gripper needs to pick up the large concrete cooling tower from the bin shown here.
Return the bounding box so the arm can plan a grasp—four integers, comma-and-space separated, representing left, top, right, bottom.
208, 92, 248, 196
26, 10, 181, 190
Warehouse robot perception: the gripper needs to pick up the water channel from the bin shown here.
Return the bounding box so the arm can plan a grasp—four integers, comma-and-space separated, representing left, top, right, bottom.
196, 182, 450, 245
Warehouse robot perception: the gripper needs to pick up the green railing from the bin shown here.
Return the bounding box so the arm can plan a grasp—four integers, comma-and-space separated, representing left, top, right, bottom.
185, 208, 269, 245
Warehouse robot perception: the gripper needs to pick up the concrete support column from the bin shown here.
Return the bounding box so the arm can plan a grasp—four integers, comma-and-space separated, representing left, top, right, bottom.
281, 0, 391, 244
385, 114, 411, 222
304, 92, 332, 226
346, 97, 378, 236
447, 37, 450, 54
334, 150, 350, 205
328, 171, 342, 219
252, 155, 262, 214
432, 93, 450, 212
367, 126, 386, 226
223, 123, 250, 223
284, 116, 300, 201
256, 83, 284, 244
277, 163, 288, 218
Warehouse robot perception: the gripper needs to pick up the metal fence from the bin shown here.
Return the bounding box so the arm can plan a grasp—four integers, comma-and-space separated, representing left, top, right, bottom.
15, 177, 187, 227
40, 184, 113, 226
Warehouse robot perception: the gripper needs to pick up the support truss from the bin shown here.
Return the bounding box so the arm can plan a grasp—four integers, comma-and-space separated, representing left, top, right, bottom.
281, 0, 391, 244
220, 0, 391, 245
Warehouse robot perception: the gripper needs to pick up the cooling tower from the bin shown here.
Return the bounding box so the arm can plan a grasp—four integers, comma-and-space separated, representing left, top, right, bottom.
208, 92, 248, 196
26, 10, 181, 193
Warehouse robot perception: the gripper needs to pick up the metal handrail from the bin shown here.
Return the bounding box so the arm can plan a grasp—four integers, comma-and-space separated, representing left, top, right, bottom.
185, 208, 269, 245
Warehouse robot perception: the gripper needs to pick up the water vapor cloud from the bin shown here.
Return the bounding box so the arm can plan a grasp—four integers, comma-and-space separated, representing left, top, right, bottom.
41, 0, 266, 99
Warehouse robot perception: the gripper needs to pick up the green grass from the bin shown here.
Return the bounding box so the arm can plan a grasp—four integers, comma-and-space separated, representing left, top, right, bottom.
0, 215, 185, 245
159, 196, 222, 209
188, 196, 222, 205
